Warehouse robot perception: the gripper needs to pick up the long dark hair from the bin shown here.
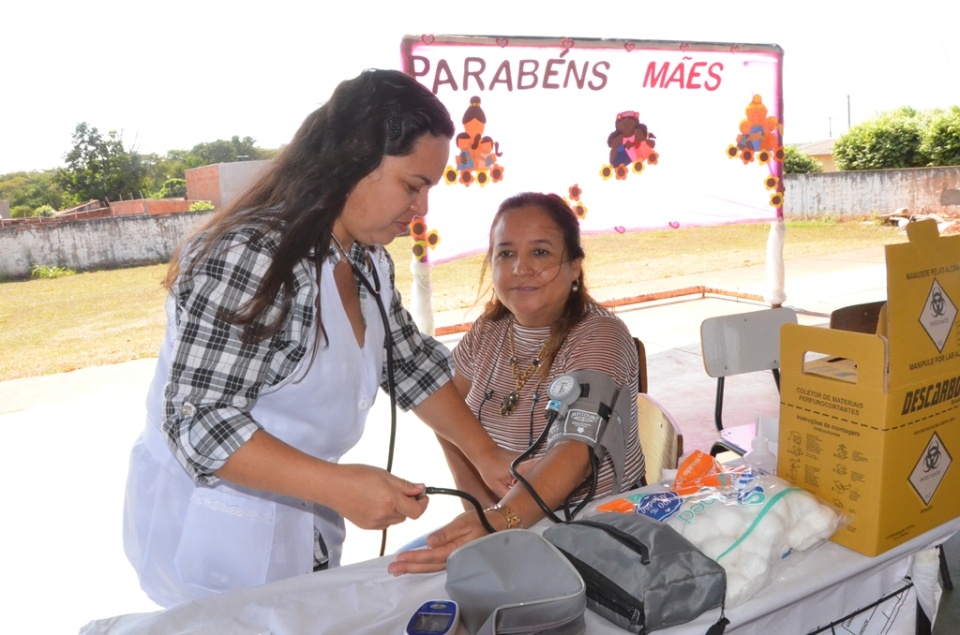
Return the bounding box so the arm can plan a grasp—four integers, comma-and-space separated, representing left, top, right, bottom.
166, 69, 454, 342
478, 192, 590, 374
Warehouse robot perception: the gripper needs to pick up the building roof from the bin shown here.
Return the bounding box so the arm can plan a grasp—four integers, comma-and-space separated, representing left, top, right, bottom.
792, 139, 835, 156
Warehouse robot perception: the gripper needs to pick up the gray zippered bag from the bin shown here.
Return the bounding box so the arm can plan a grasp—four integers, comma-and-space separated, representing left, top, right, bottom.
445, 529, 586, 634
543, 512, 727, 633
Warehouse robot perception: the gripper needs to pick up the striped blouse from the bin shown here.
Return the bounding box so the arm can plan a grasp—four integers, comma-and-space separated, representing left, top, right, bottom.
452, 304, 646, 501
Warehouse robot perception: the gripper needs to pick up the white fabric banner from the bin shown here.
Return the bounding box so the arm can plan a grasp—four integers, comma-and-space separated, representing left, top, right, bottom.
401, 34, 785, 264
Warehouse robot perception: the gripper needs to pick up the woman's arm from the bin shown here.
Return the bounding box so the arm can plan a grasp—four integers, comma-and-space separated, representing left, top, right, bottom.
388, 439, 592, 575
412, 380, 516, 498
434, 373, 498, 510
216, 429, 429, 530
163, 231, 302, 483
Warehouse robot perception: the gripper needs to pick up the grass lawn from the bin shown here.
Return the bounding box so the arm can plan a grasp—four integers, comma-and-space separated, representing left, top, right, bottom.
0, 219, 906, 382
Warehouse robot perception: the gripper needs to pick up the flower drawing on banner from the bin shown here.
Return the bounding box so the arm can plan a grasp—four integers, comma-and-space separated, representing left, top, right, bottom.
769, 191, 784, 208
602, 110, 658, 180
727, 94, 782, 165
443, 166, 459, 185
564, 184, 588, 220
409, 218, 441, 262
449, 96, 505, 188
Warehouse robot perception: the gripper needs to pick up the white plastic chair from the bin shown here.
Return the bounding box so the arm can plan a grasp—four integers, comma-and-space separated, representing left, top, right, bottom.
700, 307, 797, 456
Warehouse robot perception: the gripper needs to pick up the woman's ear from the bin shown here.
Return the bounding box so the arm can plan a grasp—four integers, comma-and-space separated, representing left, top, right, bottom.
571, 257, 584, 282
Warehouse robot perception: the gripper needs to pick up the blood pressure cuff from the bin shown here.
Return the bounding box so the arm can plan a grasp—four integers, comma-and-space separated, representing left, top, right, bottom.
445, 530, 586, 635
542, 512, 727, 633
546, 369, 631, 493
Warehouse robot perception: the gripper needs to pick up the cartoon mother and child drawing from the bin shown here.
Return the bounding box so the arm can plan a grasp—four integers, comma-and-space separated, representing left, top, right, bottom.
455, 96, 502, 172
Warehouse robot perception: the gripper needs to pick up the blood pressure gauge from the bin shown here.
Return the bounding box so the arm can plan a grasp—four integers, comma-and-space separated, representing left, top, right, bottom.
405, 599, 459, 635
548, 374, 579, 402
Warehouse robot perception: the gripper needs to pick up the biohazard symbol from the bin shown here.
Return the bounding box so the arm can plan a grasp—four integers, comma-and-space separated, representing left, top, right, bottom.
932, 290, 946, 317
924, 441, 942, 472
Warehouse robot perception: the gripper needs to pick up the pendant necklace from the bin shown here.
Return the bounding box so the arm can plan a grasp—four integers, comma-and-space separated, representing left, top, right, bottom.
501, 322, 552, 417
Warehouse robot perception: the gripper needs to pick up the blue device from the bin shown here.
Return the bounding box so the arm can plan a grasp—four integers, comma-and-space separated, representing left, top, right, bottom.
405, 599, 459, 635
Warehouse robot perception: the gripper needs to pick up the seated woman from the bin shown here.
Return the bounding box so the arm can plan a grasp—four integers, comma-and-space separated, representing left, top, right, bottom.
389, 192, 645, 574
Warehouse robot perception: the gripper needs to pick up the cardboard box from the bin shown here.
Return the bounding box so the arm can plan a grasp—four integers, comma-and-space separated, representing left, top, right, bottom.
778, 219, 960, 557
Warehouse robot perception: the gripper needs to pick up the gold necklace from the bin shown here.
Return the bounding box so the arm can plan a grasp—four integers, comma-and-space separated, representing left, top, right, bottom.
500, 323, 552, 416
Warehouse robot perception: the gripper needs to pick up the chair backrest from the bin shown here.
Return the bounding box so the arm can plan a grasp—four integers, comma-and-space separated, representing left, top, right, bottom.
633, 337, 648, 394
636, 393, 683, 484
829, 300, 886, 335
700, 307, 798, 379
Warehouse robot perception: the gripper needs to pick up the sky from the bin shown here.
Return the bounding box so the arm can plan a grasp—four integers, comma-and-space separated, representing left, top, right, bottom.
1, 0, 957, 175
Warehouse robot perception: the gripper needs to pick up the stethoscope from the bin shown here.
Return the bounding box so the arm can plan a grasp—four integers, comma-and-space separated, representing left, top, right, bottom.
331, 235, 499, 544
330, 236, 402, 554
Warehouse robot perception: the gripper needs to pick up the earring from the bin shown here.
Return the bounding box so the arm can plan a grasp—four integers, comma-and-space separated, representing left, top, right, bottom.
572, 280, 580, 293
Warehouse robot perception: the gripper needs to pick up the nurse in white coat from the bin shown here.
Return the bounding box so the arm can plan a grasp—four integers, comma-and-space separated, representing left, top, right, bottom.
122, 69, 514, 608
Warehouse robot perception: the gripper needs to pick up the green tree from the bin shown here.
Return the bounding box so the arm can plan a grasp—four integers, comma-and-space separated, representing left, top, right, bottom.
157, 178, 187, 198
142, 152, 186, 197
921, 106, 960, 166
833, 107, 929, 170
0, 169, 65, 211
782, 146, 823, 174
183, 135, 272, 169
56, 122, 148, 204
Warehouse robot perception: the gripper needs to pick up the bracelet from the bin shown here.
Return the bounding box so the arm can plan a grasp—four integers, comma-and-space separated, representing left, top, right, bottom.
487, 503, 523, 530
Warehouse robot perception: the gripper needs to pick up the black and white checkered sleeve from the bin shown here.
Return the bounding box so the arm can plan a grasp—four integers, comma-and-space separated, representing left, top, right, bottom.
162, 231, 308, 484
379, 251, 454, 410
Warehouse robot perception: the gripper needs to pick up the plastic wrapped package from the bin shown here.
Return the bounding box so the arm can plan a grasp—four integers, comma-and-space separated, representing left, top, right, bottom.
596, 450, 844, 606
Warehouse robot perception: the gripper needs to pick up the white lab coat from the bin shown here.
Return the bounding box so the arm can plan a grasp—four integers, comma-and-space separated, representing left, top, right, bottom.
123, 253, 387, 608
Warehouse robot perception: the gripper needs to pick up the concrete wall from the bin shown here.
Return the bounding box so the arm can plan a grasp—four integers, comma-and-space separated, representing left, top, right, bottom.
218, 160, 270, 208
783, 166, 960, 218
3, 165, 958, 279
0, 211, 212, 280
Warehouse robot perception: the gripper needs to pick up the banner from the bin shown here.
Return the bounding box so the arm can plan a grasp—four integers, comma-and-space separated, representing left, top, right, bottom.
401, 35, 784, 265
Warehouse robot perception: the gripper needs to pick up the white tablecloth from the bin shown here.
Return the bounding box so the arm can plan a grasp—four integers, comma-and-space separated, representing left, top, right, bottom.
80, 511, 959, 635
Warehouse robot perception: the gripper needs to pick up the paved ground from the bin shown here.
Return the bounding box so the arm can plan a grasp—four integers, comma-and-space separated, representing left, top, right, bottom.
3, 241, 955, 633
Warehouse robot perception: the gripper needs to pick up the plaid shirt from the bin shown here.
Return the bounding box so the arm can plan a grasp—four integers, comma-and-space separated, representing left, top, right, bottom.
162, 227, 453, 484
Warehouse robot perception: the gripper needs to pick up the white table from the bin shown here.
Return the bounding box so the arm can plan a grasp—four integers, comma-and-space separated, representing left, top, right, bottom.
80, 498, 958, 635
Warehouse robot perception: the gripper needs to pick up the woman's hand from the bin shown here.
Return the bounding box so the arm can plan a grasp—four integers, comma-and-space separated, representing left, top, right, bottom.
387, 508, 500, 575
324, 464, 429, 530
